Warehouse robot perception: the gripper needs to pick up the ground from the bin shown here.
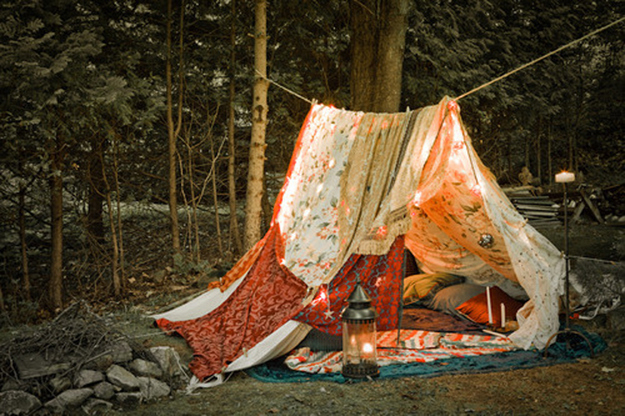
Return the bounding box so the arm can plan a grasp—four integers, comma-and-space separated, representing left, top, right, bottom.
109, 317, 625, 416
103, 223, 624, 416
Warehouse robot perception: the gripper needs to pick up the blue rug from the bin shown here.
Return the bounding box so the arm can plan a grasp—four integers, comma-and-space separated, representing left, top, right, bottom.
245, 326, 606, 383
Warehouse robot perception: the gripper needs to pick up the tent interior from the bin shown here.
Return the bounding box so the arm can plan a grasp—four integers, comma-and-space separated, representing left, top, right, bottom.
154, 97, 568, 384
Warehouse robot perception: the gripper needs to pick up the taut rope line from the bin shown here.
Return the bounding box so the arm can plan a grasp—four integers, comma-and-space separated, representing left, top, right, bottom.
455, 16, 625, 101
255, 69, 313, 104
253, 16, 624, 106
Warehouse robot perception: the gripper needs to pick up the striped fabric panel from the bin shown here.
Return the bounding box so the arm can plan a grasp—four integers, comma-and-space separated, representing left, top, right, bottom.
377, 330, 442, 350
284, 330, 519, 374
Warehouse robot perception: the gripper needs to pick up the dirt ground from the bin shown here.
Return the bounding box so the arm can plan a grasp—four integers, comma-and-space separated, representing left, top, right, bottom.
101, 223, 625, 416
116, 347, 625, 416
101, 309, 624, 416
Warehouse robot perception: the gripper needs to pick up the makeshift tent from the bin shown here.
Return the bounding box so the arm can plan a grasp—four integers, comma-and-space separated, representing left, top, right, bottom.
154, 97, 565, 383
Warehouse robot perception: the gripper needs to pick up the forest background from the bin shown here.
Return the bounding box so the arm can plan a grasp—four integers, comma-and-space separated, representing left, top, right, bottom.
0, 0, 623, 323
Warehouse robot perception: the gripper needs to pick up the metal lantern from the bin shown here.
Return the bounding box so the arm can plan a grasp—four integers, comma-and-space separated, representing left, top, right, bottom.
341, 281, 379, 379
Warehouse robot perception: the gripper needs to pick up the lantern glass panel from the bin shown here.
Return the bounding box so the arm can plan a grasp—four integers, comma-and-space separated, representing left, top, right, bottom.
342, 319, 378, 378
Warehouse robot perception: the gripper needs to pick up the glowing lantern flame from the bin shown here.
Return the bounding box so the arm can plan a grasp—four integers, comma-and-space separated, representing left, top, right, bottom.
363, 343, 374, 354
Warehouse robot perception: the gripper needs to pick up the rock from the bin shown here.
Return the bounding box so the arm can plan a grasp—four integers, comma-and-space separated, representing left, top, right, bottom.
93, 381, 116, 400
149, 346, 183, 378
106, 364, 140, 391
85, 352, 114, 371
82, 398, 113, 415
74, 369, 105, 388
129, 358, 163, 378
44, 388, 93, 413
115, 392, 143, 408
137, 376, 170, 401
0, 390, 42, 415
110, 341, 133, 363
49, 375, 72, 394
619, 215, 625, 223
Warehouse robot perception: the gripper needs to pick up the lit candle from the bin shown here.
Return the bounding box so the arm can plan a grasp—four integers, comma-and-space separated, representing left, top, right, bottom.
486, 286, 493, 325
555, 171, 575, 183
501, 303, 506, 329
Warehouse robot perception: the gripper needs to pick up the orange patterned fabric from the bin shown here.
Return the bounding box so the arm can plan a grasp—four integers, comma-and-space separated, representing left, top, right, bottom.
207, 235, 267, 292
157, 226, 308, 380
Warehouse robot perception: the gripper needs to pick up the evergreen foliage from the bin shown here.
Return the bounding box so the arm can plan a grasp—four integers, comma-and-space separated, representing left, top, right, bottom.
0, 0, 621, 317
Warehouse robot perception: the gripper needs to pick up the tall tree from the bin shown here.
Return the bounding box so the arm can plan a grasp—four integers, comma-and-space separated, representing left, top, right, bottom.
0, 0, 104, 310
48, 118, 65, 310
228, 0, 243, 256
349, 0, 410, 112
244, 0, 269, 250
166, 0, 183, 255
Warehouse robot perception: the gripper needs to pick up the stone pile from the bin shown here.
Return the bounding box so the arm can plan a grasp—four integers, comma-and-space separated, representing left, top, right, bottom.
0, 343, 185, 414
0, 302, 188, 415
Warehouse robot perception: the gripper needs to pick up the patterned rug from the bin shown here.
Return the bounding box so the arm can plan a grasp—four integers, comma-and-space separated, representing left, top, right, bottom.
246, 326, 605, 383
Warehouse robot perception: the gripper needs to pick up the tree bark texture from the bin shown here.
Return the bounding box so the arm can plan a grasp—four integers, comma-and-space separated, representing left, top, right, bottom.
19, 183, 31, 301
87, 136, 105, 244
350, 0, 409, 113
102, 157, 121, 297
228, 0, 243, 256
244, 0, 269, 251
166, 0, 182, 255
49, 136, 64, 311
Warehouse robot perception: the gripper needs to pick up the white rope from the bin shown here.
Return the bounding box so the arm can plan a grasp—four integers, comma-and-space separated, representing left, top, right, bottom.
455, 16, 625, 101
255, 69, 313, 104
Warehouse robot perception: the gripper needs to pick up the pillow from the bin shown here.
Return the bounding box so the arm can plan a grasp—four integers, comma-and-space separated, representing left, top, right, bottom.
455, 286, 524, 327
403, 273, 464, 306
424, 283, 486, 316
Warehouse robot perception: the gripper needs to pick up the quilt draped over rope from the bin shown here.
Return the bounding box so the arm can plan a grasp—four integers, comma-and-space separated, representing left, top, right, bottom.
157, 97, 564, 380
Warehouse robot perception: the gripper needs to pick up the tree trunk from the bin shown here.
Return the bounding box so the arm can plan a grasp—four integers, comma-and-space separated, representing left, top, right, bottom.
185, 128, 201, 262
103, 176, 120, 296
210, 126, 224, 257
350, 0, 409, 112
0, 282, 4, 313
19, 181, 31, 302
536, 117, 542, 184
49, 136, 64, 311
567, 114, 574, 171
228, 0, 243, 256
350, 0, 377, 111
373, 0, 409, 112
548, 118, 553, 186
524, 136, 530, 173
112, 136, 125, 284
87, 136, 105, 244
166, 0, 182, 255
244, 0, 269, 251
261, 176, 272, 233
98, 141, 121, 296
